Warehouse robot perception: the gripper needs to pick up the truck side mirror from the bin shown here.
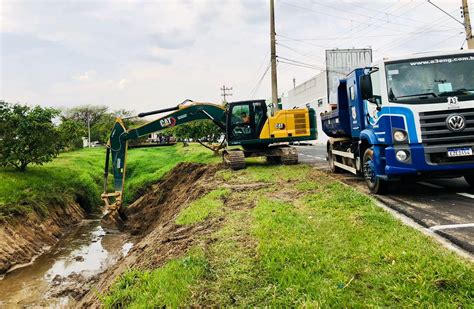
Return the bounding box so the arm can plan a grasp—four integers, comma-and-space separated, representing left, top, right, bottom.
360, 75, 373, 100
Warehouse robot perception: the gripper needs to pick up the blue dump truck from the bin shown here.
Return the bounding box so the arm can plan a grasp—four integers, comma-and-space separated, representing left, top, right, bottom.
321, 50, 474, 193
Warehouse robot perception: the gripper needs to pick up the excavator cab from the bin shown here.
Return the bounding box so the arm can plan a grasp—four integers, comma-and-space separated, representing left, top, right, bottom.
226, 100, 268, 144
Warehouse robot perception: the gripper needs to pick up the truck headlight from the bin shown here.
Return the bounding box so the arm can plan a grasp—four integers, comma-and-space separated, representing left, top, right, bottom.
393, 130, 408, 142
396, 150, 409, 162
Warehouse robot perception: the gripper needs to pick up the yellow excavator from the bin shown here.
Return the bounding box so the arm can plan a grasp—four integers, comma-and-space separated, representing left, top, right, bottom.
101, 99, 316, 229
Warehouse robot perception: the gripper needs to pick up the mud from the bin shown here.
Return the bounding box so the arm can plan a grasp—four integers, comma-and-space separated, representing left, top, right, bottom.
0, 218, 133, 307
79, 162, 224, 307
0, 202, 85, 274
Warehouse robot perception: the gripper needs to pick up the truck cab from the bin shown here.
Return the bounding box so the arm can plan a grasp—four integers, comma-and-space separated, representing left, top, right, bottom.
322, 50, 474, 193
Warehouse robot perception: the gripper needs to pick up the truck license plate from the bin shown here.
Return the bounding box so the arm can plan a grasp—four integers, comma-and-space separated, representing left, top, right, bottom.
447, 147, 473, 157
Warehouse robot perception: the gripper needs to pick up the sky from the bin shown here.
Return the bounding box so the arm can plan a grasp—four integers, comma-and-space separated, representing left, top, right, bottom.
0, 0, 471, 114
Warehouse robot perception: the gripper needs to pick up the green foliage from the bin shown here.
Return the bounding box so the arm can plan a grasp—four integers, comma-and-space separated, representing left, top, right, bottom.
0, 144, 218, 217
0, 148, 103, 217
175, 188, 230, 225
166, 119, 223, 149
0, 102, 61, 171
102, 249, 208, 308
57, 118, 86, 150
62, 105, 139, 144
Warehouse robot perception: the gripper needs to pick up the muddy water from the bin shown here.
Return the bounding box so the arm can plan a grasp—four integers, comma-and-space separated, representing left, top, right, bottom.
0, 217, 133, 307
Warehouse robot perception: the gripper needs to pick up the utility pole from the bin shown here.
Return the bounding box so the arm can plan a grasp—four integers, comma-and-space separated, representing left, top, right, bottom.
462, 0, 474, 49
270, 0, 279, 113
87, 114, 91, 148
220, 85, 233, 103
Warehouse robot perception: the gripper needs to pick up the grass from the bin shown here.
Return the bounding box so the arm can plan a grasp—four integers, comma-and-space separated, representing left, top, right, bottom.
101, 248, 208, 308
0, 144, 219, 218
104, 164, 474, 307
175, 188, 230, 225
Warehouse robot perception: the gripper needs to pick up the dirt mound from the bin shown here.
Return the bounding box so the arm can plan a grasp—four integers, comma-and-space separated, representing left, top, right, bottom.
0, 203, 85, 274
79, 162, 224, 307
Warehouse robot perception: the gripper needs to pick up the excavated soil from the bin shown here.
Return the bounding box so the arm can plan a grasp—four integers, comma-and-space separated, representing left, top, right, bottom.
0, 203, 85, 275
79, 162, 225, 307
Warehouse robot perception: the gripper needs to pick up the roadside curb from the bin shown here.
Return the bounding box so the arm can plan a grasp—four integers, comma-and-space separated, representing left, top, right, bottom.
323, 169, 474, 262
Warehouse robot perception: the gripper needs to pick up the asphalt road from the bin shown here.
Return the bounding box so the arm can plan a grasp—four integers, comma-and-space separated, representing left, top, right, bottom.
296, 145, 474, 254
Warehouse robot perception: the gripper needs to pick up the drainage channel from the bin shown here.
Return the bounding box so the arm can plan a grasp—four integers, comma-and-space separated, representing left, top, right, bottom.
0, 217, 133, 307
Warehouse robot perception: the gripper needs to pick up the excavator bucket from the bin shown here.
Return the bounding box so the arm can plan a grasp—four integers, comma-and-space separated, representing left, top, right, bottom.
101, 120, 128, 231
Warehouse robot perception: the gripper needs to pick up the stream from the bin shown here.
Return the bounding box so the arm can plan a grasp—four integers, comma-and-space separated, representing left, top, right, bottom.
0, 217, 133, 307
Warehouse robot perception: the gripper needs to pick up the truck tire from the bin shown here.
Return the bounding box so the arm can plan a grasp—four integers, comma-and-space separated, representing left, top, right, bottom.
328, 144, 342, 173
363, 148, 388, 194
464, 175, 474, 187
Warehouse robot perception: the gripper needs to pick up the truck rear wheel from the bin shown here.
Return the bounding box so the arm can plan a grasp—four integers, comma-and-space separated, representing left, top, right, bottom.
465, 175, 474, 187
328, 144, 342, 173
363, 148, 388, 194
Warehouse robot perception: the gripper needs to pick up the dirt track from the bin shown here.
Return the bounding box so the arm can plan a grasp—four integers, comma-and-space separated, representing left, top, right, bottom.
79, 162, 225, 307
0, 203, 85, 274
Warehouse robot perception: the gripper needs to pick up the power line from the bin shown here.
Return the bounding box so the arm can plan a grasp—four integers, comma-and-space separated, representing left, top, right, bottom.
341, 0, 432, 25
279, 1, 425, 34
275, 0, 422, 73
309, 0, 435, 31
277, 30, 458, 42
426, 0, 465, 26
249, 62, 271, 98
278, 60, 321, 71
374, 8, 461, 54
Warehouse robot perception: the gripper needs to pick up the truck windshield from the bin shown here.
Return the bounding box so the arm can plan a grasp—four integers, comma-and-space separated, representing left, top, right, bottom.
385, 54, 474, 103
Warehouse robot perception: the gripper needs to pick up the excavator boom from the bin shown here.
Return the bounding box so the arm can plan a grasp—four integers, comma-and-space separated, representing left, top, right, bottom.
101, 101, 226, 229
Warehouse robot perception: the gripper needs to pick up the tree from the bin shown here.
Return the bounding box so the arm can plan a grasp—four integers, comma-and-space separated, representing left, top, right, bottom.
166, 120, 224, 153
64, 105, 108, 144
57, 117, 86, 150
0, 102, 61, 171
63, 106, 137, 144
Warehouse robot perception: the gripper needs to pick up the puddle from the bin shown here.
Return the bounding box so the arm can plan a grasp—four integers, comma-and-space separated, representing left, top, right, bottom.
0, 218, 133, 307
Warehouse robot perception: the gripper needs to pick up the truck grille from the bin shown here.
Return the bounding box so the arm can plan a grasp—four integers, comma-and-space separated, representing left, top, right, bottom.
419, 108, 474, 146
294, 114, 307, 135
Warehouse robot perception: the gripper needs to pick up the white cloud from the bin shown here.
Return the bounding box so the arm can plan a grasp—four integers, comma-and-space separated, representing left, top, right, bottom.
117, 78, 130, 90
72, 71, 97, 82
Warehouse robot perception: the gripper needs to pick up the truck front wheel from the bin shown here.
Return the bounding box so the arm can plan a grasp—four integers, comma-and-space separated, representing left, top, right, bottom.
363, 148, 388, 194
465, 175, 474, 187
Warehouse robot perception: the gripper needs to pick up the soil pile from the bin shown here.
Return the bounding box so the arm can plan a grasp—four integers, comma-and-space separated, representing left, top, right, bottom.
0, 203, 85, 274
80, 162, 224, 307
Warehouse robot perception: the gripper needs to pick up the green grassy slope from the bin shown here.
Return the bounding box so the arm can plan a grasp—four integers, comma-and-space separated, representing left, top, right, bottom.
103, 164, 474, 307
0, 144, 219, 218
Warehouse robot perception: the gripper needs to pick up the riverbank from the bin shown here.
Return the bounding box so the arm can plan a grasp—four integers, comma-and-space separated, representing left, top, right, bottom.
0, 145, 218, 277
0, 203, 85, 274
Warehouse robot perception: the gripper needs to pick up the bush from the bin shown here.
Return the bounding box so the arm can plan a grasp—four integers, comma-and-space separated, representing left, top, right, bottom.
0, 102, 60, 171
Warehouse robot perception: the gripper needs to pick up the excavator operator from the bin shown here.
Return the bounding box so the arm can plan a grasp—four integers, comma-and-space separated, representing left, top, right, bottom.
241, 112, 251, 124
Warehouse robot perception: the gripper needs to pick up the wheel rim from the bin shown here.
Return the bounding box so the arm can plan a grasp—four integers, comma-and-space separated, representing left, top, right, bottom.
363, 159, 376, 185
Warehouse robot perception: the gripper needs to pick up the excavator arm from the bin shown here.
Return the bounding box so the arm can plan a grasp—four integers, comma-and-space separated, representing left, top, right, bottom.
101, 101, 226, 229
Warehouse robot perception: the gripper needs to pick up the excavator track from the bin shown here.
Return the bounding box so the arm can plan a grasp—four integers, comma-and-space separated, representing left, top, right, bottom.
223, 149, 246, 170
280, 146, 299, 165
